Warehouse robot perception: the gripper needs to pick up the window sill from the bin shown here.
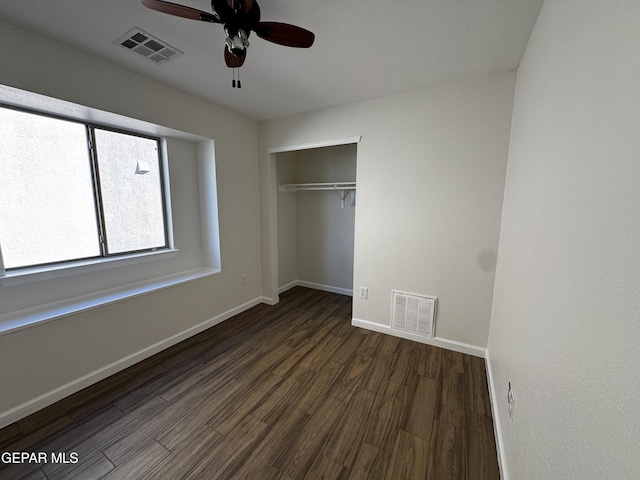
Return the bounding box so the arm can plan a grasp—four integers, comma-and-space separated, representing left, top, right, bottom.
0, 267, 220, 336
0, 249, 179, 287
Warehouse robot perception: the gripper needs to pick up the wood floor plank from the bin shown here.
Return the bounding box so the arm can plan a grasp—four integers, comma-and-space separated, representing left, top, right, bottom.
103, 387, 208, 465
0, 423, 22, 450
363, 381, 409, 449
328, 353, 373, 403
299, 334, 343, 371
274, 396, 346, 479
442, 349, 466, 374
464, 356, 492, 417
405, 375, 438, 441
384, 429, 429, 480
437, 368, 467, 429
56, 453, 114, 480
18, 468, 48, 480
271, 339, 316, 377
0, 406, 123, 480
182, 415, 268, 480
111, 359, 200, 414
378, 333, 402, 353
306, 319, 337, 344
321, 387, 376, 468
43, 396, 168, 480
36, 406, 124, 455
208, 373, 283, 435
242, 343, 294, 381
251, 365, 314, 424
388, 341, 420, 390
59, 360, 168, 422
418, 344, 442, 379
0, 288, 500, 480
295, 360, 344, 415
4, 414, 74, 453
232, 408, 309, 479
360, 348, 395, 395
330, 329, 368, 364
100, 441, 169, 480
142, 426, 223, 480
0, 460, 44, 480
198, 347, 263, 393
466, 412, 500, 480
303, 454, 348, 480
427, 420, 466, 480
156, 378, 244, 451
346, 442, 380, 480
357, 331, 383, 357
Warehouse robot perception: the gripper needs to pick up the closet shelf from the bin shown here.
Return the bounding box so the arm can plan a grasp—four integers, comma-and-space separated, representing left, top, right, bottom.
278, 182, 356, 192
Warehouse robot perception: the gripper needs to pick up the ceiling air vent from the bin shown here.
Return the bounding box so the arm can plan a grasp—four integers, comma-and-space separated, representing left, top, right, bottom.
115, 27, 183, 64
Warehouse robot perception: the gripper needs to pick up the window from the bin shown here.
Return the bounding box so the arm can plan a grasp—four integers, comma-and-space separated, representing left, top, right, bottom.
0, 105, 169, 272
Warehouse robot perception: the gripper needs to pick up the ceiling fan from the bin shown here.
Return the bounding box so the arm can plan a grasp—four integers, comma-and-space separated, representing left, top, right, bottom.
141, 0, 315, 87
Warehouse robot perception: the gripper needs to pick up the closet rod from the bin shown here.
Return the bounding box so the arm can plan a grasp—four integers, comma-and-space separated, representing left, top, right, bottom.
278, 182, 356, 192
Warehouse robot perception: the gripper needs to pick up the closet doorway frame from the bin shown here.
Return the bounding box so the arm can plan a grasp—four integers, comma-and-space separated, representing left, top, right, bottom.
264, 136, 362, 305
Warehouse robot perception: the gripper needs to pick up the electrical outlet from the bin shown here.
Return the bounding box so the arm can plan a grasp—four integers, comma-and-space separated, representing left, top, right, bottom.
359, 287, 368, 299
241, 274, 247, 286
507, 381, 515, 421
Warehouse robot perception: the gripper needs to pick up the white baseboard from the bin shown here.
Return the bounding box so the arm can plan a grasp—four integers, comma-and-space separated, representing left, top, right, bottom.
485, 350, 509, 480
277, 281, 299, 295
278, 280, 353, 297
259, 296, 279, 306
351, 317, 486, 358
0, 296, 266, 430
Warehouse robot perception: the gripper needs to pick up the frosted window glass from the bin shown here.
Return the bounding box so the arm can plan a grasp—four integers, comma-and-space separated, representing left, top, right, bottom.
0, 108, 100, 268
94, 129, 166, 254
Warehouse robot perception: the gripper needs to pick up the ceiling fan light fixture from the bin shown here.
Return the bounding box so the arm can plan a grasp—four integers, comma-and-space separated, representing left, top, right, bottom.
225, 29, 250, 58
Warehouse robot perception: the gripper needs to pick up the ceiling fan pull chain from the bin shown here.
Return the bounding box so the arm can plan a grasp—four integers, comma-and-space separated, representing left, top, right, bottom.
232, 68, 236, 88
238, 68, 242, 88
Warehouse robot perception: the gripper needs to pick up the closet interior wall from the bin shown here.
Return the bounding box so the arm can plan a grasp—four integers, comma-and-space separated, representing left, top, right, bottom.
277, 144, 356, 295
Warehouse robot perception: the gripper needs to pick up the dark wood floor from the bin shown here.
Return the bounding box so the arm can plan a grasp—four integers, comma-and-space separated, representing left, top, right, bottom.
0, 287, 499, 480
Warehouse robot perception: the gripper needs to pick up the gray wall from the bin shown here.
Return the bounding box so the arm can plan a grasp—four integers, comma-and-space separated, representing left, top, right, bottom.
0, 19, 261, 421
260, 72, 515, 348
487, 0, 640, 478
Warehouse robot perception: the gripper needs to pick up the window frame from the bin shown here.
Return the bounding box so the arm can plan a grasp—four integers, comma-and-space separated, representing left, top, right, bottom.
0, 103, 173, 275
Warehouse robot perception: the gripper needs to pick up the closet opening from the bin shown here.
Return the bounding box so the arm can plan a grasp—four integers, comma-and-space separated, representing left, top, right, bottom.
276, 143, 357, 297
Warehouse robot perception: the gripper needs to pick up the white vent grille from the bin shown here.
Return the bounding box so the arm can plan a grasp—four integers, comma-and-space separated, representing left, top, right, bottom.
115, 27, 183, 64
391, 291, 436, 338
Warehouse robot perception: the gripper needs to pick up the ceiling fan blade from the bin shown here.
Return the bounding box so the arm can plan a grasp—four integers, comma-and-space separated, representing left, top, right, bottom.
226, 0, 254, 14
224, 47, 246, 68
254, 22, 315, 48
141, 0, 220, 23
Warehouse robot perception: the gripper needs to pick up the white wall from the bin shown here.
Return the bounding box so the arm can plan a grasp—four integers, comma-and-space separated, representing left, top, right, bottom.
0, 19, 261, 420
260, 73, 515, 348
277, 151, 298, 288
487, 0, 640, 478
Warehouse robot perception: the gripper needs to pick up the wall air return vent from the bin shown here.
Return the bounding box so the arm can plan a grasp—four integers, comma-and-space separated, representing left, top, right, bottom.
115, 27, 183, 64
391, 290, 437, 338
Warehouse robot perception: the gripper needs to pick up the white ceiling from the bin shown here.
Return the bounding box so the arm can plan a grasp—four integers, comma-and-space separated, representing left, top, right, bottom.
0, 0, 543, 121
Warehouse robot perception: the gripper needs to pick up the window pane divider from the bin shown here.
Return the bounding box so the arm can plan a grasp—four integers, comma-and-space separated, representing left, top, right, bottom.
86, 126, 108, 257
